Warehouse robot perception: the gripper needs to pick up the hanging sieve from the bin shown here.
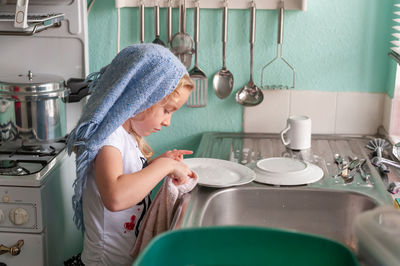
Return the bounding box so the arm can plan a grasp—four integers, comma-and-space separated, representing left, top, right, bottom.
170, 0, 193, 69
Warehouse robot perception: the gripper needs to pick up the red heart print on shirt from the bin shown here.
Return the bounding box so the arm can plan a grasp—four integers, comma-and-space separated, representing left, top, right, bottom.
124, 215, 136, 233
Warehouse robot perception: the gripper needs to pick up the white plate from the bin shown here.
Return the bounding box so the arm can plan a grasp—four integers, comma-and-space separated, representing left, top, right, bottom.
254, 157, 324, 186
183, 158, 256, 188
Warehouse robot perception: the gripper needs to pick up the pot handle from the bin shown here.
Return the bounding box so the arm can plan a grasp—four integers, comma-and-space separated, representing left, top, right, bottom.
66, 78, 91, 103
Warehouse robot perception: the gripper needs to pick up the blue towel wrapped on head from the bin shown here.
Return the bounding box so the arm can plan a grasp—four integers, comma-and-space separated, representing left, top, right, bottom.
66, 43, 188, 231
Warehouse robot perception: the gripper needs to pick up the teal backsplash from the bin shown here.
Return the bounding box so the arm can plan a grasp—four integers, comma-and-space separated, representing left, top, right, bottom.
88, 0, 394, 155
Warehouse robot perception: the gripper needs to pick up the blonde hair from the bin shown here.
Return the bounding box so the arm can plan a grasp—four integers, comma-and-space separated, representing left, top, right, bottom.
131, 75, 194, 160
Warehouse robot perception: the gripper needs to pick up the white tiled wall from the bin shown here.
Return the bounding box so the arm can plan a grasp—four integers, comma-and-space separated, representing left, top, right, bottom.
383, 94, 400, 137
382, 65, 400, 140
243, 90, 385, 135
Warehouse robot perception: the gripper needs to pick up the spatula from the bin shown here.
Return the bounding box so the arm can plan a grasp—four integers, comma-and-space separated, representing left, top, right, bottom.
187, 0, 207, 108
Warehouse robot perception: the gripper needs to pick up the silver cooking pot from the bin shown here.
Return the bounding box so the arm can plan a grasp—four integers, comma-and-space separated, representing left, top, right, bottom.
0, 71, 90, 143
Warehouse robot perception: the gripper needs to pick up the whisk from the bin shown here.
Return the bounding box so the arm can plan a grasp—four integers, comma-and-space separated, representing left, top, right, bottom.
366, 138, 391, 174
366, 138, 390, 158
261, 1, 295, 90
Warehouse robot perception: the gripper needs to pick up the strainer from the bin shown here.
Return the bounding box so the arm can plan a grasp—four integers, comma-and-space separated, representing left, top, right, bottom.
170, 0, 193, 69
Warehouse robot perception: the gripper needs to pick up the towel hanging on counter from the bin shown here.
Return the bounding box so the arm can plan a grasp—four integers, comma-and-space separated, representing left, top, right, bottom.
131, 176, 198, 259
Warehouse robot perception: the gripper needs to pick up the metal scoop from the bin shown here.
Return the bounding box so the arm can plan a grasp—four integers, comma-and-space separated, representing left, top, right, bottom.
213, 0, 234, 99
261, 1, 295, 90
236, 1, 263, 106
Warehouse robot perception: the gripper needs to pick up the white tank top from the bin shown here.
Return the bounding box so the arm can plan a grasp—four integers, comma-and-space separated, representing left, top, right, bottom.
81, 126, 151, 266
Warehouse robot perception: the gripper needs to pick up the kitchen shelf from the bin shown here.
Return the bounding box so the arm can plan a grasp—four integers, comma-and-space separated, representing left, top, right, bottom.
115, 0, 307, 11
0, 12, 64, 36
0, 0, 84, 36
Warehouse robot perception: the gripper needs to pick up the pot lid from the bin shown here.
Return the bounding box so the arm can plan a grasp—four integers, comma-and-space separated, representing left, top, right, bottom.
0, 71, 65, 94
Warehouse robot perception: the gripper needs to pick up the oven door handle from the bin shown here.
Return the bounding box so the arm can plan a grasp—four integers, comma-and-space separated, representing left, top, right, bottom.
0, 239, 24, 256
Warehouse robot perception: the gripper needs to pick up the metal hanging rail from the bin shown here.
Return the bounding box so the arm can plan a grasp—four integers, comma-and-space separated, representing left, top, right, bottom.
115, 0, 307, 11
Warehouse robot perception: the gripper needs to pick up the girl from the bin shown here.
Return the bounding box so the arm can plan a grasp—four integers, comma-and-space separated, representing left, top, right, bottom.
66, 44, 194, 265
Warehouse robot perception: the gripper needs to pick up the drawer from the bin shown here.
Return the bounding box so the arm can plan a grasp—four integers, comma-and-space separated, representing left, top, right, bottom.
0, 232, 45, 266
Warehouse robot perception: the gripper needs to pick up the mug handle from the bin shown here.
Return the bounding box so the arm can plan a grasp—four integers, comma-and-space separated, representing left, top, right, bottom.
280, 124, 291, 146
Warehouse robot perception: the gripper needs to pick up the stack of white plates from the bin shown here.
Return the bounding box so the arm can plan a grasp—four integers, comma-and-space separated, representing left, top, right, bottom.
254, 157, 324, 186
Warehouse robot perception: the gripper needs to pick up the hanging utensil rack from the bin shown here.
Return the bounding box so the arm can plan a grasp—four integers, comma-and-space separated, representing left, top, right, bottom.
115, 0, 307, 10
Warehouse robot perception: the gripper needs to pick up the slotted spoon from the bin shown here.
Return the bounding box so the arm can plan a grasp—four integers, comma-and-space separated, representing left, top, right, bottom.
187, 0, 207, 108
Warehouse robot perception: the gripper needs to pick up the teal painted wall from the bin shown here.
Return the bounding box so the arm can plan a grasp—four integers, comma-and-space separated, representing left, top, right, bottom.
88, 0, 394, 155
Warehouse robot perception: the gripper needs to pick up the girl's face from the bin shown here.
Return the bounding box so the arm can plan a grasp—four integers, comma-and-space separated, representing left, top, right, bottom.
128, 88, 191, 137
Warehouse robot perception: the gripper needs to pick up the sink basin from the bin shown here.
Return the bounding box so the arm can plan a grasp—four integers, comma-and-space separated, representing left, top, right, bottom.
175, 185, 378, 250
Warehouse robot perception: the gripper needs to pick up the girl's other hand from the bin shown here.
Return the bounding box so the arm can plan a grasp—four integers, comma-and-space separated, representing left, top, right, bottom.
170, 169, 196, 186
170, 160, 193, 185
159, 149, 193, 162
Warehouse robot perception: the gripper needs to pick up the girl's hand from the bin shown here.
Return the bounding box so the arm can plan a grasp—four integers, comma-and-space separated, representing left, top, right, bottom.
169, 161, 195, 185
158, 149, 193, 162
152, 157, 194, 185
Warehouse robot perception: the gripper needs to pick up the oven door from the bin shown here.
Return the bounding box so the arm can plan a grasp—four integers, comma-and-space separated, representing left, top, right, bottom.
0, 232, 45, 266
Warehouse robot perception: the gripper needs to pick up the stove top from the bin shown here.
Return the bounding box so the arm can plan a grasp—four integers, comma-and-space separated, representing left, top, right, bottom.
0, 139, 66, 176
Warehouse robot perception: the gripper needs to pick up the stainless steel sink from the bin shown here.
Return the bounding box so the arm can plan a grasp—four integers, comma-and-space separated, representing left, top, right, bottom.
171, 133, 395, 253
201, 186, 377, 247
172, 184, 379, 250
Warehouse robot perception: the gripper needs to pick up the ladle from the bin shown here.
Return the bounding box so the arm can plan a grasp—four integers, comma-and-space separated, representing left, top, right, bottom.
235, 1, 263, 106
213, 0, 234, 99
152, 0, 165, 46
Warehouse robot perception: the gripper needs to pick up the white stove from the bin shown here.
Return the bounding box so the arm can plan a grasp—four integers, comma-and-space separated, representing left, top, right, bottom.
0, 140, 67, 186
0, 0, 88, 264
0, 140, 83, 266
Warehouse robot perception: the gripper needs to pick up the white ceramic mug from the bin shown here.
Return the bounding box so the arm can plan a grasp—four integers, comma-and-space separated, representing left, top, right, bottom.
280, 115, 312, 150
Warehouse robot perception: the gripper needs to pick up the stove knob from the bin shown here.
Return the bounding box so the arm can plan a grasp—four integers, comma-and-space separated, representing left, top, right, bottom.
0, 209, 4, 223
9, 207, 29, 225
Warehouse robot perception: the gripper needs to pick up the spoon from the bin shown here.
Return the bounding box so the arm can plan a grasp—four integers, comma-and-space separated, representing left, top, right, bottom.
152, 0, 166, 46
213, 1, 234, 99
334, 153, 343, 169
357, 159, 370, 183
235, 2, 263, 106
348, 158, 360, 171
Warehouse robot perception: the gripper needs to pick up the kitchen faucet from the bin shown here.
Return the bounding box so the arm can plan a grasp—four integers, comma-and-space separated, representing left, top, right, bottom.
367, 138, 400, 193
370, 156, 400, 170
366, 138, 391, 174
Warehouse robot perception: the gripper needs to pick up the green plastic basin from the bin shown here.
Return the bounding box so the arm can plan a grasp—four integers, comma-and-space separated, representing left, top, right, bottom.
133, 226, 358, 266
